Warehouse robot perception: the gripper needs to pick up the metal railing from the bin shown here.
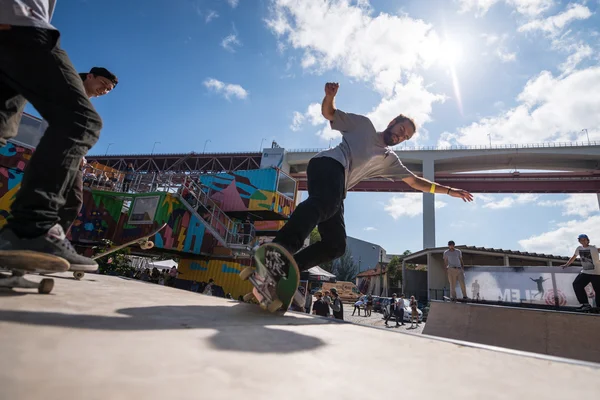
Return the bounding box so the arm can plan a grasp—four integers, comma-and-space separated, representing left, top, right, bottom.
290, 141, 600, 153
84, 166, 257, 248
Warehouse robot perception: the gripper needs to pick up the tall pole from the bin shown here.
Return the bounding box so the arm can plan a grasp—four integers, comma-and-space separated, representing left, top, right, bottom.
487, 134, 492, 147
260, 138, 266, 152
582, 129, 590, 144
151, 141, 160, 155
105, 142, 114, 156
203, 139, 211, 153
380, 249, 384, 296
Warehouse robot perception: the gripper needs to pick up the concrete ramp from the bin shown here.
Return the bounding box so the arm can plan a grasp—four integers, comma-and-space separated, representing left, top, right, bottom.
424, 301, 600, 363
1, 274, 600, 399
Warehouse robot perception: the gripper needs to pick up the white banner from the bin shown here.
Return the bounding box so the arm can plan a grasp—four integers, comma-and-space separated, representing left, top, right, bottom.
463, 266, 596, 307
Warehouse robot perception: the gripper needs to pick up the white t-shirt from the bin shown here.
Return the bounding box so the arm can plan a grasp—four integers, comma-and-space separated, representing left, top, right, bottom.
312, 110, 414, 195
575, 245, 600, 275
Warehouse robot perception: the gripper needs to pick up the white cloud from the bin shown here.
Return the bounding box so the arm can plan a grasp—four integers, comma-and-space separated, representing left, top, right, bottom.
203, 78, 249, 100
481, 33, 516, 62
518, 4, 592, 36
221, 34, 241, 52
458, 0, 553, 17
438, 67, 600, 146
364, 227, 377, 231
519, 215, 600, 256
384, 193, 447, 219
266, 0, 446, 136
482, 193, 539, 209
290, 102, 328, 133
558, 42, 593, 75
226, 0, 239, 8
538, 194, 599, 218
205, 10, 219, 23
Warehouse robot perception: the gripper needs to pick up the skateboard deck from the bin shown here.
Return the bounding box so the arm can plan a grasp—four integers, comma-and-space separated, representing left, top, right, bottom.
239, 242, 301, 313
443, 296, 469, 303
53, 223, 168, 280
0, 251, 70, 294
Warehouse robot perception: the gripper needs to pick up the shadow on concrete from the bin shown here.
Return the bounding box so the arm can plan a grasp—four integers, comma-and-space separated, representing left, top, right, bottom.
0, 303, 332, 354
0, 289, 27, 297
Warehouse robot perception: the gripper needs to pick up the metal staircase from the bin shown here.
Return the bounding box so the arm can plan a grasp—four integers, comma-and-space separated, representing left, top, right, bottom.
176, 178, 255, 254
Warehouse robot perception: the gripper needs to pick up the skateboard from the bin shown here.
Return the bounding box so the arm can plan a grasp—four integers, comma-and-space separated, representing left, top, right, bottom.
67, 223, 168, 280
443, 296, 469, 303
239, 242, 302, 313
0, 251, 70, 294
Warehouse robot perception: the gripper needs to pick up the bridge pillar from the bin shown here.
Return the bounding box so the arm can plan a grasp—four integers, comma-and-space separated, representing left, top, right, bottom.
423, 159, 436, 249
597, 193, 600, 211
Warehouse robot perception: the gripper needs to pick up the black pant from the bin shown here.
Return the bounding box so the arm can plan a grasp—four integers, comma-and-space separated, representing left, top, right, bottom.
58, 170, 84, 235
385, 308, 401, 325
573, 273, 600, 305
0, 27, 101, 237
274, 157, 346, 271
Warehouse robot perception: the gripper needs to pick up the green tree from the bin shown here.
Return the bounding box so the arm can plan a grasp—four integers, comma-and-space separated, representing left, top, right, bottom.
386, 255, 403, 286
334, 249, 358, 281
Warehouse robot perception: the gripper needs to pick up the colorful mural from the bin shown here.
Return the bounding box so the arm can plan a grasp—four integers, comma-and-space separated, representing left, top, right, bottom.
0, 143, 33, 228
178, 257, 253, 300
200, 168, 296, 217
70, 191, 214, 256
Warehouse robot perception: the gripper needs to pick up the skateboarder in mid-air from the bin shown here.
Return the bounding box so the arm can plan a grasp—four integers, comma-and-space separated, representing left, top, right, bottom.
560, 234, 600, 311
265, 82, 473, 278
0, 1, 114, 271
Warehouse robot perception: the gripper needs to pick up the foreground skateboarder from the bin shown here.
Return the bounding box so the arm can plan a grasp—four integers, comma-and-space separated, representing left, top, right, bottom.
266, 82, 473, 275
561, 234, 600, 311
0, 1, 105, 270
60, 67, 118, 235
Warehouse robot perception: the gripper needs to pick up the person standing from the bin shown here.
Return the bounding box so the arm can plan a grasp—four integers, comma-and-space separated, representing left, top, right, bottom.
560, 234, 600, 311
330, 288, 344, 320
312, 291, 330, 317
0, 1, 106, 270
409, 296, 419, 328
384, 293, 400, 327
444, 241, 468, 301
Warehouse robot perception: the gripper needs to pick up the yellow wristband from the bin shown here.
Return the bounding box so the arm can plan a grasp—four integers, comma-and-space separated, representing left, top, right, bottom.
429, 184, 436, 193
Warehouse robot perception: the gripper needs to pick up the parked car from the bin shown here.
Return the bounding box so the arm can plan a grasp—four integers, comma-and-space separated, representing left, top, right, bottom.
372, 296, 387, 312
382, 298, 424, 322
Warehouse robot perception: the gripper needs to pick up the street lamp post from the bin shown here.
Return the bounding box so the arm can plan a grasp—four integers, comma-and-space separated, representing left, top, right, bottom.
582, 129, 590, 144
203, 139, 211, 153
151, 141, 161, 155
373, 245, 384, 296
487, 134, 492, 147
105, 142, 114, 156
260, 138, 267, 152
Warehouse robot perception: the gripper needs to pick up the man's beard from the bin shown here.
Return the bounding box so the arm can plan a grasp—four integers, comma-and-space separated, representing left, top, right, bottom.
382, 128, 397, 146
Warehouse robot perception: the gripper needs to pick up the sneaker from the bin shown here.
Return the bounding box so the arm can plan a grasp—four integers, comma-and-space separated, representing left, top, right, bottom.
577, 304, 592, 311
0, 224, 98, 272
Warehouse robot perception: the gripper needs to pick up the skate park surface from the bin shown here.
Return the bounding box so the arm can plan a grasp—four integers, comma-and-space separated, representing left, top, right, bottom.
424, 301, 600, 364
1, 274, 599, 400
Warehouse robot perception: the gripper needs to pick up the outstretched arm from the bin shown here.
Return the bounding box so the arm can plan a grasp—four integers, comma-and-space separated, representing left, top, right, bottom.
560, 253, 578, 268
321, 82, 339, 121
402, 175, 474, 202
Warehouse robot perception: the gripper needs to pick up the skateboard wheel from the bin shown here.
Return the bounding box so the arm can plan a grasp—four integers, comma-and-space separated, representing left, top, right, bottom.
243, 292, 255, 302
141, 241, 154, 250
73, 271, 85, 280
268, 299, 283, 313
239, 267, 254, 281
38, 278, 54, 294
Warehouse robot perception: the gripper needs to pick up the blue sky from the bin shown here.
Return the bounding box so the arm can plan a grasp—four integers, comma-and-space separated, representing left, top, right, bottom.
34, 0, 600, 256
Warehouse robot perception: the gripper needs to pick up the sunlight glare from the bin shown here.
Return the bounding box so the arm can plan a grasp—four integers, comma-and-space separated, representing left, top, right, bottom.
439, 40, 463, 67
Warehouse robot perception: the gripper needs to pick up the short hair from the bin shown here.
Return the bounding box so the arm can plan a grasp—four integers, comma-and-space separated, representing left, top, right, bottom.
448, 240, 455, 246
394, 114, 417, 134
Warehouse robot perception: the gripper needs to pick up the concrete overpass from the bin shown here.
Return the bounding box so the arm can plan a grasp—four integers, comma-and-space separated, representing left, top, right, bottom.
285, 143, 600, 248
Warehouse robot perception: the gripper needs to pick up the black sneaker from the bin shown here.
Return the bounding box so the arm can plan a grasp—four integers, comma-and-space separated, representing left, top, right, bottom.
577, 304, 592, 311
0, 224, 98, 272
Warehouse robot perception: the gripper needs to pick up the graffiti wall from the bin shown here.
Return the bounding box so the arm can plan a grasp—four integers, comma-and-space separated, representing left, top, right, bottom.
0, 143, 32, 227
200, 169, 295, 217
70, 192, 214, 256
177, 257, 253, 299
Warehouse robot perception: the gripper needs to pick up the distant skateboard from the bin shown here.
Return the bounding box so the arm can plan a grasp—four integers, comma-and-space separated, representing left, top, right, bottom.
239, 242, 302, 313
0, 251, 70, 294
443, 296, 469, 303
77, 223, 168, 280
573, 306, 600, 314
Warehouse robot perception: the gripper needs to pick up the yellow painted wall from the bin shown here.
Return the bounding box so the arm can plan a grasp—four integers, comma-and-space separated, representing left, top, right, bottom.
178, 258, 253, 300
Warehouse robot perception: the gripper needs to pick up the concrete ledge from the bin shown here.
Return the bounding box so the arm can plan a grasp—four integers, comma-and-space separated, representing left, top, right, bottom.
1, 274, 600, 399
